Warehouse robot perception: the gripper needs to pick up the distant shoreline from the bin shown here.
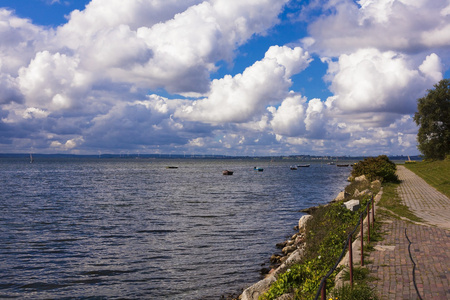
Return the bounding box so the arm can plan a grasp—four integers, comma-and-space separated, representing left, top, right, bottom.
0, 153, 422, 162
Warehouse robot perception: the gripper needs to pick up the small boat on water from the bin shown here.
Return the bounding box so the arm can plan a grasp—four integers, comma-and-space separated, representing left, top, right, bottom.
223, 170, 234, 175
254, 167, 264, 171
297, 164, 310, 168
327, 162, 335, 165
29, 153, 34, 164
290, 166, 298, 170
166, 166, 178, 169
336, 164, 349, 167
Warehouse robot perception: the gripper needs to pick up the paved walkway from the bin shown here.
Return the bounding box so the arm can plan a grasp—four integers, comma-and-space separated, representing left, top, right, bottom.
367, 166, 450, 299
397, 166, 450, 229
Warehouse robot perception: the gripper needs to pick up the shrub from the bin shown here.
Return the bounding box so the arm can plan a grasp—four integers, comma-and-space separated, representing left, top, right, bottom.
261, 201, 364, 300
351, 155, 398, 183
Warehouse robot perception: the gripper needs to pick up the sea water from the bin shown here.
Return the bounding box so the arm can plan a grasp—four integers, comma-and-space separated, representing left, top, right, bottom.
0, 158, 351, 299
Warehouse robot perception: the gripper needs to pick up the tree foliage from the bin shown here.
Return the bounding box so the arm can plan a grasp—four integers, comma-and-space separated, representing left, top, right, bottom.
351, 155, 398, 182
414, 79, 450, 160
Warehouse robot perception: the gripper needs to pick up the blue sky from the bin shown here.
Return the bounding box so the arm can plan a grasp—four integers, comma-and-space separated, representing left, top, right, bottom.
1, 0, 449, 156
2, 0, 90, 26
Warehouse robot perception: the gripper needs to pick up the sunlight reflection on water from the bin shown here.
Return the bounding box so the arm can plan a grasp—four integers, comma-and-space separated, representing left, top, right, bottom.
0, 158, 350, 299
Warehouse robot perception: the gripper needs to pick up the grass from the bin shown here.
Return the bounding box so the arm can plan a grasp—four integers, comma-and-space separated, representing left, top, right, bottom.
260, 178, 380, 300
330, 283, 378, 300
260, 201, 363, 299
342, 266, 371, 282
404, 159, 450, 198
325, 159, 450, 300
259, 199, 371, 300
259, 157, 447, 300
363, 220, 384, 253
376, 182, 423, 223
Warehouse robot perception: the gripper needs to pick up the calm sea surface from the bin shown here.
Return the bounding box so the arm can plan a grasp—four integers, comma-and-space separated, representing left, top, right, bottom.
0, 158, 351, 299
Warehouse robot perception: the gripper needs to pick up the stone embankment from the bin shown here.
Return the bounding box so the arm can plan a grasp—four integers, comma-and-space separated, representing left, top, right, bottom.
238, 175, 379, 300
240, 215, 312, 300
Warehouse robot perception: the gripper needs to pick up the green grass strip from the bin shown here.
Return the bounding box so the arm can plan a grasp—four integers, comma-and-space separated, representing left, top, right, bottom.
377, 182, 424, 223
404, 160, 450, 198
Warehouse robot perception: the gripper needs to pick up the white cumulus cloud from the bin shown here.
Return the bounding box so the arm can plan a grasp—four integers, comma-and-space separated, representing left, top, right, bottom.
270, 92, 307, 136
176, 46, 311, 123
325, 48, 442, 117
0, 0, 449, 156
306, 0, 450, 56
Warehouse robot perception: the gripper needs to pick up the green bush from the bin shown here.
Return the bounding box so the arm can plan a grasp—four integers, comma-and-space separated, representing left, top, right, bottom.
260, 263, 310, 300
351, 155, 398, 183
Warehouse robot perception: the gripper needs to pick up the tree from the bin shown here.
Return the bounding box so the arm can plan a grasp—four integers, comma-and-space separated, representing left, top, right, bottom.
351, 155, 398, 182
413, 79, 450, 160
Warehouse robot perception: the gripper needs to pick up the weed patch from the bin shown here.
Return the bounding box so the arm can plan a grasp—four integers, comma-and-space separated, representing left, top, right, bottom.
377, 182, 423, 223
330, 284, 378, 300
259, 156, 397, 300
260, 197, 373, 300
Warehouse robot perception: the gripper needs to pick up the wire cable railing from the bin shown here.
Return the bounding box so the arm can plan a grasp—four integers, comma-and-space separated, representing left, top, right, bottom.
314, 196, 375, 300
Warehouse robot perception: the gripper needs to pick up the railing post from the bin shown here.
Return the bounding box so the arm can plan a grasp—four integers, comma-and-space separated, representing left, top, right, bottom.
349, 234, 353, 288
372, 198, 375, 229
321, 280, 326, 300
360, 214, 364, 266
367, 204, 370, 243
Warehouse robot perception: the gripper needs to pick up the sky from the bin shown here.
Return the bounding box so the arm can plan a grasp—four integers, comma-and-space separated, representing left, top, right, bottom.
1, 0, 449, 156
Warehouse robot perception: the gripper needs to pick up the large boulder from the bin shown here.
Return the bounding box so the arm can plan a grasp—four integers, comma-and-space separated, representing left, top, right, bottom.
334, 191, 350, 202
298, 215, 313, 232
241, 247, 306, 299
371, 180, 381, 190
343, 199, 360, 211
282, 245, 297, 255
241, 276, 277, 300
354, 175, 369, 183
360, 189, 372, 196
272, 248, 305, 278
353, 188, 372, 197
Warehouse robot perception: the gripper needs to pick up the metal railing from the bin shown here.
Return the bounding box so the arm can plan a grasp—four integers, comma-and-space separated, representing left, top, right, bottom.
314, 196, 375, 300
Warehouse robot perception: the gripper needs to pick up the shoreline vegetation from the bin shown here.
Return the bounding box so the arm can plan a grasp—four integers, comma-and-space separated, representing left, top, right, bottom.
234, 155, 399, 300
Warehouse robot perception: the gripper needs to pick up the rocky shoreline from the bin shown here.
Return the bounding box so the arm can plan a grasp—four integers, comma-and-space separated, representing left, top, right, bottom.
264, 215, 310, 276
221, 214, 312, 300
234, 175, 380, 300
237, 215, 312, 300
221, 221, 308, 299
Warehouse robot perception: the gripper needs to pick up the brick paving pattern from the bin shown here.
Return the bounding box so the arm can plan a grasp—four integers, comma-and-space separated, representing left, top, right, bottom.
397, 166, 450, 230
367, 166, 450, 300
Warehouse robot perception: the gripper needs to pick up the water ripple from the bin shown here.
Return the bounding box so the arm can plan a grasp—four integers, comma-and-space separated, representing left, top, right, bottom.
0, 158, 350, 299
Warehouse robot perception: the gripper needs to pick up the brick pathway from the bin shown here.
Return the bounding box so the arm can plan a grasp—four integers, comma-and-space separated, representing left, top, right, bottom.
397, 166, 450, 229
367, 166, 450, 300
